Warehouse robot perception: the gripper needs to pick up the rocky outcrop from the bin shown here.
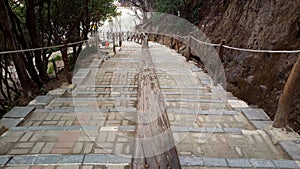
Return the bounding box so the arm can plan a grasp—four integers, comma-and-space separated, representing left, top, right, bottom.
197, 0, 300, 132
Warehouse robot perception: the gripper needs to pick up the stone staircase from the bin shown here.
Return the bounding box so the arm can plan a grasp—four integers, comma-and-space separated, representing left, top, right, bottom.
0, 41, 299, 169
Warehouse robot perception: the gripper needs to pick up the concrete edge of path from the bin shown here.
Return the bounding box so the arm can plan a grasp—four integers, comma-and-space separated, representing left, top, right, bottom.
0, 154, 299, 168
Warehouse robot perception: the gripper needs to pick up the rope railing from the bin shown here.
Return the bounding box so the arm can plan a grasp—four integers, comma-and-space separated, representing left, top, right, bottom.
131, 31, 300, 54
131, 31, 300, 128
190, 36, 221, 47
0, 39, 88, 55
4, 31, 294, 56
222, 45, 300, 54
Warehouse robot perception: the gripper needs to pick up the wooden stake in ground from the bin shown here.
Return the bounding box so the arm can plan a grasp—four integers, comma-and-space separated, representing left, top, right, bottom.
132, 44, 181, 169
273, 54, 300, 128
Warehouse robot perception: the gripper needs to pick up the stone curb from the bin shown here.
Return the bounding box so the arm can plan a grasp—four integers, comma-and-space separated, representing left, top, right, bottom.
228, 99, 300, 161
2, 154, 299, 168
0, 107, 35, 131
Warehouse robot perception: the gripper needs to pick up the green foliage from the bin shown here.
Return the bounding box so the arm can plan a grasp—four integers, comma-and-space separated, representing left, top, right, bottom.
189, 1, 203, 25
53, 55, 62, 61
49, 55, 62, 62
9, 1, 26, 22
68, 53, 75, 71
154, 0, 181, 14
47, 64, 54, 74
46, 47, 60, 54
154, 0, 203, 24
51, 0, 117, 39
40, 88, 47, 95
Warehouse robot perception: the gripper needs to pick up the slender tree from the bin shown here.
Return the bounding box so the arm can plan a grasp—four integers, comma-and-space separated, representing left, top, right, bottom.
0, 0, 118, 113
0, 0, 35, 97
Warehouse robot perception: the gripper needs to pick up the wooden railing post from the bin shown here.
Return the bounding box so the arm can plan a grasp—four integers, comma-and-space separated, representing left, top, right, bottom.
112, 33, 116, 54
170, 36, 173, 49
176, 37, 180, 53
62, 40, 72, 84
213, 39, 226, 86
145, 33, 149, 45
119, 32, 122, 47
140, 34, 143, 44
142, 33, 148, 48
219, 39, 226, 62
273, 54, 300, 128
185, 33, 192, 61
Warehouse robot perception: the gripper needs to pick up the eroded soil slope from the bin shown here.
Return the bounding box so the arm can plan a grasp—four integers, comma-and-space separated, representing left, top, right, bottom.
197, 0, 300, 132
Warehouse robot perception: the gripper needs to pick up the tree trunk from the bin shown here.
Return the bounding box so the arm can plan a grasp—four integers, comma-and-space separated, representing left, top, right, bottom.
9, 3, 43, 87
0, 0, 34, 97
25, 0, 49, 82
273, 54, 300, 128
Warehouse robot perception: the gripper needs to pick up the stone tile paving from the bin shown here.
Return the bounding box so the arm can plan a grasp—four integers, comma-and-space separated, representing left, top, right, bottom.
0, 41, 299, 168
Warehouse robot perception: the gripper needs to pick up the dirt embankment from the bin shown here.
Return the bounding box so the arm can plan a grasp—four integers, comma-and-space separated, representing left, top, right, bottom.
196, 0, 300, 132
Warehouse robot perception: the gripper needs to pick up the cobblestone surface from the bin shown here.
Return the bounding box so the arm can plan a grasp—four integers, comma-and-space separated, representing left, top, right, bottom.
0, 41, 299, 168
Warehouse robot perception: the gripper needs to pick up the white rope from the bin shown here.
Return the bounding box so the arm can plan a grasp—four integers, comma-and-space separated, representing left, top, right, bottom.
139, 31, 300, 54
67, 40, 89, 46
191, 36, 220, 47
0, 40, 88, 55
223, 45, 300, 54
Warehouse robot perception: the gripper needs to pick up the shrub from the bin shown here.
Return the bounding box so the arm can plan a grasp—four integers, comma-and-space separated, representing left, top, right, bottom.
47, 64, 54, 74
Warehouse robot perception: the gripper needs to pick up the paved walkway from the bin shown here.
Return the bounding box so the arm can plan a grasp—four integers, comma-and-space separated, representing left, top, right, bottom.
0, 41, 300, 169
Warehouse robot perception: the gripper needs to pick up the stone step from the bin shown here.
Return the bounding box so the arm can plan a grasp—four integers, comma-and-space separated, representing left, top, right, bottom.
25, 108, 238, 116
69, 91, 216, 96
2, 41, 300, 169
52, 97, 225, 103
42, 107, 136, 113
55, 97, 136, 101
167, 109, 238, 115
9, 125, 241, 134
0, 107, 35, 130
